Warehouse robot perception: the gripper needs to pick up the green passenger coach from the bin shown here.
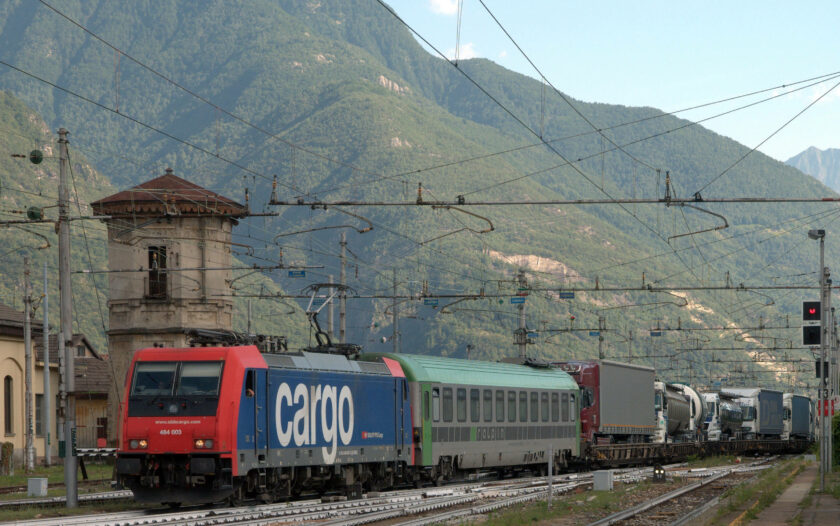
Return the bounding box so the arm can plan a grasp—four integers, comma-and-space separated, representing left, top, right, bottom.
362, 353, 580, 484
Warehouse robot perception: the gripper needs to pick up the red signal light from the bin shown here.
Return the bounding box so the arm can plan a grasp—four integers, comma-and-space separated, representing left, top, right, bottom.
809, 308, 817, 315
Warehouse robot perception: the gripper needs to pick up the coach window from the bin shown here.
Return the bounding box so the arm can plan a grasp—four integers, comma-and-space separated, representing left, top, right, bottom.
496, 391, 505, 422
443, 388, 453, 422
561, 393, 570, 421
530, 392, 539, 422
470, 389, 480, 422
570, 394, 576, 421
432, 388, 441, 422
424, 390, 430, 421
508, 391, 517, 422
457, 389, 467, 422
551, 393, 560, 422
541, 392, 549, 422
519, 392, 528, 422
483, 390, 493, 422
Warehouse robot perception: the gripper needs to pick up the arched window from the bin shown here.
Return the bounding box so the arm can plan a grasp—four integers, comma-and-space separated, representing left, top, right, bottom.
3, 376, 12, 435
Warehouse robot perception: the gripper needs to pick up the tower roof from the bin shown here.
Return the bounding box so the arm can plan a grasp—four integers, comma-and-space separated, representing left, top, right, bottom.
91, 169, 247, 218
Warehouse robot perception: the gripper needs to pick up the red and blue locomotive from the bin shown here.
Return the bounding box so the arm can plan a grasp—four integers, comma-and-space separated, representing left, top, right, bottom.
115, 345, 412, 505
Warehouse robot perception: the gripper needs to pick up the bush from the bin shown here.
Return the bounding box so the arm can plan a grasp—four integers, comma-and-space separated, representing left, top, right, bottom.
0, 442, 13, 476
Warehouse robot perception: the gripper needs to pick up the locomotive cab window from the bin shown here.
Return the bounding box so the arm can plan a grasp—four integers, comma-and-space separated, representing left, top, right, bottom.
432, 388, 441, 422
131, 362, 177, 396
177, 362, 223, 396
245, 370, 256, 397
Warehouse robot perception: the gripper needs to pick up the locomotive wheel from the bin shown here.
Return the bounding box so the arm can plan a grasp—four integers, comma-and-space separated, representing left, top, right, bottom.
228, 486, 244, 507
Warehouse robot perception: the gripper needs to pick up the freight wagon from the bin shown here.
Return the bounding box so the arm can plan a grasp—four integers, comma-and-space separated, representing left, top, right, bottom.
723, 388, 783, 439
782, 393, 811, 440
553, 360, 656, 443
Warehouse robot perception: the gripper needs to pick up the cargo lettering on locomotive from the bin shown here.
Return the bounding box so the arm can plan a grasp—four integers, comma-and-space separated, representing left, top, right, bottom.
275, 382, 354, 464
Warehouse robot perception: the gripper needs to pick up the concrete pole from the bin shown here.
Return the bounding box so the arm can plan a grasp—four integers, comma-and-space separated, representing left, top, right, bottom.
328, 275, 334, 340
58, 128, 77, 507
598, 316, 606, 360
339, 233, 346, 343
818, 236, 826, 492
43, 261, 51, 466
392, 268, 400, 353
826, 275, 833, 479
24, 257, 34, 471
547, 444, 553, 510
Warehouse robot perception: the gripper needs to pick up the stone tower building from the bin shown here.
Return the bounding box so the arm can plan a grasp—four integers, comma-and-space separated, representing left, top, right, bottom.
91, 169, 247, 441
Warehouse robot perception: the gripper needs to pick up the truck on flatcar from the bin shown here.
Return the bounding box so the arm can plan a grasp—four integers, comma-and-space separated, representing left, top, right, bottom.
553, 360, 655, 444
723, 388, 783, 439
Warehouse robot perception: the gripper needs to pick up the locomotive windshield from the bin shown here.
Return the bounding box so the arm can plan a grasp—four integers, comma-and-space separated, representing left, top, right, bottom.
176, 362, 223, 396
128, 360, 224, 417
132, 362, 177, 396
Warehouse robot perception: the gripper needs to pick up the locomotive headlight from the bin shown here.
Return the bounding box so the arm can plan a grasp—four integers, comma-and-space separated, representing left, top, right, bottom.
195, 439, 205, 448
194, 438, 213, 449
129, 439, 139, 449
138, 439, 148, 449
204, 439, 213, 448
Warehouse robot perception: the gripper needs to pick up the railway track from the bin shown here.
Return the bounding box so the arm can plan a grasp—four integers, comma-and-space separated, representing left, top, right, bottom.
585, 460, 775, 526
6, 464, 663, 526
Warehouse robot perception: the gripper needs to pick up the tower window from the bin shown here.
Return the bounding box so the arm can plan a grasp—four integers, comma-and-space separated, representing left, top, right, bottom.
4, 376, 12, 435
148, 246, 167, 299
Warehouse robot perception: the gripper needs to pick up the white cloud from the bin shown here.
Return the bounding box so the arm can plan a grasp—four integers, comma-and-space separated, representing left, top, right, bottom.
498, 50, 508, 59
429, 0, 458, 16
445, 42, 479, 61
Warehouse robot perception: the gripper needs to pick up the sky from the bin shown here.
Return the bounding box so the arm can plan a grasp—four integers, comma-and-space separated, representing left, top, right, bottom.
386, 1, 840, 162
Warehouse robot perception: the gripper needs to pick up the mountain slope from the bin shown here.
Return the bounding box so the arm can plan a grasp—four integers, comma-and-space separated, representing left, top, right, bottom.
787, 146, 840, 192
0, 1, 833, 392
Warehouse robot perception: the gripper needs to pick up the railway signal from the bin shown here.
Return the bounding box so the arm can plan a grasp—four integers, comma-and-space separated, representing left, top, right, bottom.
802, 301, 822, 346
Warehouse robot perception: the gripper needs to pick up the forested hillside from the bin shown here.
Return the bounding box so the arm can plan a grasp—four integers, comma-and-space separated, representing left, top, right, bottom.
0, 0, 834, 391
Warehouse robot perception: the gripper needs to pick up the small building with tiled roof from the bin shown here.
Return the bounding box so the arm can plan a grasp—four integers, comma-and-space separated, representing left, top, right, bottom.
1, 303, 112, 465
91, 168, 248, 218
92, 169, 246, 441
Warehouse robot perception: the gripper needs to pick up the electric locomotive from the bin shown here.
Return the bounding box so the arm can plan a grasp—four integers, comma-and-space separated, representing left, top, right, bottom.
115, 345, 413, 505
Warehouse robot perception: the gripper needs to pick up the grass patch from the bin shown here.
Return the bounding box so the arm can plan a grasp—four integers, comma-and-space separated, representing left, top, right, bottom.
0, 499, 145, 522
706, 458, 806, 526
463, 480, 675, 526
0, 462, 112, 487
